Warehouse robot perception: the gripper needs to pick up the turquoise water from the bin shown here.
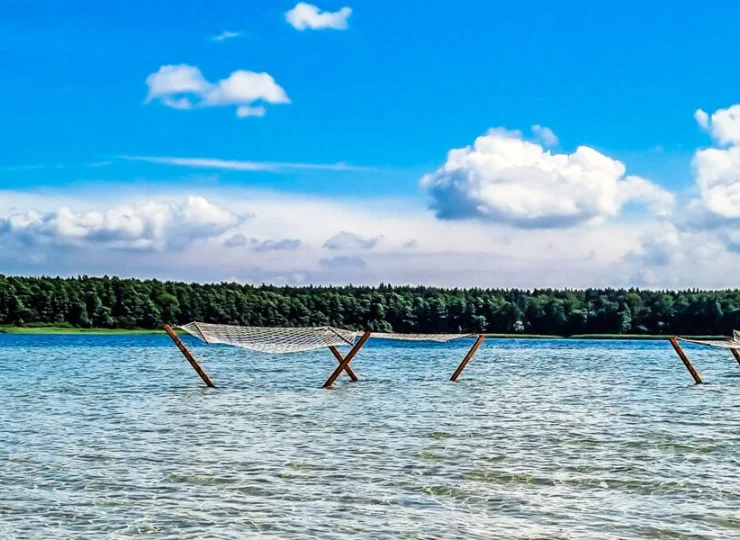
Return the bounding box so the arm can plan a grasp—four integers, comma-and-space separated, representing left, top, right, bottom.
1, 335, 739, 539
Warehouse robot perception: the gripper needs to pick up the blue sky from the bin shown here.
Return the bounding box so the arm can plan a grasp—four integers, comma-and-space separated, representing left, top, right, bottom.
2, 1, 740, 286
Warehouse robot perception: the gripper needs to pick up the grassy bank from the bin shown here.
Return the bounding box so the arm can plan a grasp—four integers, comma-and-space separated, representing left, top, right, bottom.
0, 326, 171, 335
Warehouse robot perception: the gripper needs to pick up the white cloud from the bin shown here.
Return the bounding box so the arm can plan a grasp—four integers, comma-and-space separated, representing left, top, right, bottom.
286, 3, 352, 30
689, 105, 740, 224
694, 109, 709, 130
202, 71, 289, 107
421, 128, 673, 228
254, 239, 301, 252
126, 156, 270, 171
145, 65, 289, 118
532, 124, 559, 147
9, 184, 739, 287
631, 106, 740, 273
0, 196, 241, 252
695, 105, 740, 146
692, 145, 740, 219
162, 97, 194, 110
323, 231, 382, 250
224, 233, 249, 247
121, 155, 373, 172
224, 234, 301, 252
237, 105, 266, 118
616, 175, 674, 217
145, 65, 210, 102
622, 225, 731, 287
211, 30, 242, 42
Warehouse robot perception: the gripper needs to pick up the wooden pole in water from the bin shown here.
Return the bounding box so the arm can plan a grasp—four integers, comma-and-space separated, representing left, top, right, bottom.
328, 346, 359, 382
668, 337, 703, 385
323, 331, 372, 388
729, 347, 740, 367
450, 335, 486, 382
164, 325, 216, 388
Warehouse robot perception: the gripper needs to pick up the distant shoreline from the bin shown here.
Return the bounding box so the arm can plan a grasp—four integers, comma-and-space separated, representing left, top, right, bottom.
0, 327, 172, 335
0, 326, 722, 340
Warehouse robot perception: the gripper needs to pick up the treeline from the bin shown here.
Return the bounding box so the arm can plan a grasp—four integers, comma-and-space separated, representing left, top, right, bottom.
0, 275, 739, 335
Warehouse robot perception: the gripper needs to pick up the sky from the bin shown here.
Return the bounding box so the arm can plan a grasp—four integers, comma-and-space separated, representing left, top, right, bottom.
3, 0, 740, 288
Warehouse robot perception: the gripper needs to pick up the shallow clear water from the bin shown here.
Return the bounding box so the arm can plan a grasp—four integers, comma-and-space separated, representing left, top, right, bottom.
1, 335, 739, 539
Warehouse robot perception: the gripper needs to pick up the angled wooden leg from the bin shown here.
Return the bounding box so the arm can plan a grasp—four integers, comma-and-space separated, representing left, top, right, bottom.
329, 346, 359, 381
669, 337, 702, 385
730, 347, 740, 367
450, 335, 486, 382
164, 325, 216, 388
323, 331, 372, 388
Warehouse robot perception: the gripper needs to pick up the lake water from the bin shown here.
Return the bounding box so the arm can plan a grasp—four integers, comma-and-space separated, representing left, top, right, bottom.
1, 335, 739, 539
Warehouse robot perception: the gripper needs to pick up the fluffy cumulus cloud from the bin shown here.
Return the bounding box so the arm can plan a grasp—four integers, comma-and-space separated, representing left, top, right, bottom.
145, 65, 289, 118
0, 196, 241, 252
286, 3, 352, 30
695, 105, 740, 146
421, 128, 673, 228
691, 105, 740, 221
531, 124, 559, 147
323, 231, 382, 250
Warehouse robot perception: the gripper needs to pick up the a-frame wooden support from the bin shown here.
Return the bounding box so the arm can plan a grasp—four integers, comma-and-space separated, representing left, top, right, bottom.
450, 335, 486, 382
323, 331, 372, 388
669, 337, 703, 385
164, 324, 216, 388
328, 346, 359, 382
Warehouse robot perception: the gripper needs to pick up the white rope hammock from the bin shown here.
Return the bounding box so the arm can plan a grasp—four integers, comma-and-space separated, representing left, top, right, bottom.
369, 332, 475, 342
178, 322, 473, 354
676, 337, 740, 349
675, 331, 740, 349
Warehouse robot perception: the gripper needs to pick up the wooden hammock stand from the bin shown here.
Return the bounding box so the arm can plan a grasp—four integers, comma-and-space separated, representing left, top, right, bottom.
668, 337, 703, 384
163, 325, 486, 389
668, 336, 740, 384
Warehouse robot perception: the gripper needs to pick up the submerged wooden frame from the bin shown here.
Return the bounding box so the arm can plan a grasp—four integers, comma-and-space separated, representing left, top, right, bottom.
164, 325, 372, 389
323, 331, 372, 388
668, 337, 703, 385
324, 332, 487, 387
669, 335, 740, 384
164, 325, 487, 388
164, 324, 217, 388
450, 335, 486, 382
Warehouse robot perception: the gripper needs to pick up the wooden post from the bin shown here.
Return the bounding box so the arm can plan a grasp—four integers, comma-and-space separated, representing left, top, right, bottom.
669, 337, 703, 385
328, 346, 359, 382
323, 331, 372, 388
164, 325, 216, 388
730, 347, 740, 367
450, 335, 486, 382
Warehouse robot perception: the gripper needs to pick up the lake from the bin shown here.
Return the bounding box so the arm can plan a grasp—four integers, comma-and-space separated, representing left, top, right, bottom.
1, 335, 739, 539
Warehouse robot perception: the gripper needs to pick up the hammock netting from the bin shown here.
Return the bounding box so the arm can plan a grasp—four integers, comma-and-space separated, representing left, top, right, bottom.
178, 322, 474, 354
676, 330, 740, 349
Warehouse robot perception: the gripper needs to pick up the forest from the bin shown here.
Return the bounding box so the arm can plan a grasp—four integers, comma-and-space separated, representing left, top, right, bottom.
0, 275, 739, 336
